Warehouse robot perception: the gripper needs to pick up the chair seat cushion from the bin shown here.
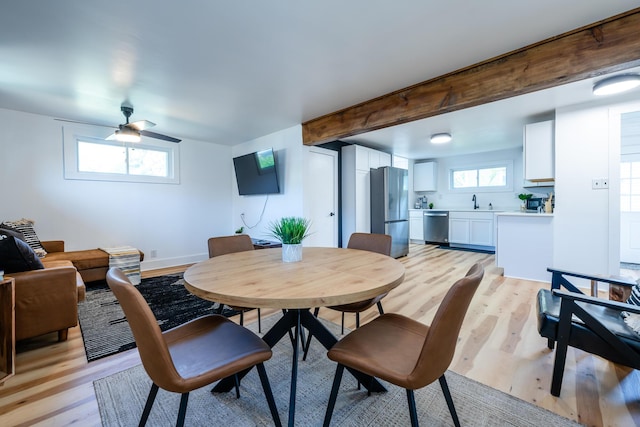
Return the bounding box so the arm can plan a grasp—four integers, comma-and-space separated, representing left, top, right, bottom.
536, 289, 640, 367
328, 313, 429, 388
163, 315, 272, 392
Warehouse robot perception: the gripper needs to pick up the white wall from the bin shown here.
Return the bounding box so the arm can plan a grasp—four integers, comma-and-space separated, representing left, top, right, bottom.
0, 108, 233, 271
411, 147, 540, 211
231, 125, 306, 242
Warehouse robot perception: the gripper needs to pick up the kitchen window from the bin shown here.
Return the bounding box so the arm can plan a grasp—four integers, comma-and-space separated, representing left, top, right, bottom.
63, 133, 180, 184
450, 164, 508, 190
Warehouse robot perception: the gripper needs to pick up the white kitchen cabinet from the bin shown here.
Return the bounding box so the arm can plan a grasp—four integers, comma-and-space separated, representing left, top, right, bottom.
413, 161, 437, 192
409, 210, 424, 241
448, 211, 494, 247
342, 144, 393, 246
524, 120, 554, 182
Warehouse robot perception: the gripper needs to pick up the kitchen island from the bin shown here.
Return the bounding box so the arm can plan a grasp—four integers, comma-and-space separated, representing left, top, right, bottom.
495, 212, 553, 282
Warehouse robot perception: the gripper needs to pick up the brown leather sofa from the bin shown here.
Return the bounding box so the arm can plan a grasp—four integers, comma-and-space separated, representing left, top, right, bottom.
40, 241, 144, 283
9, 259, 85, 342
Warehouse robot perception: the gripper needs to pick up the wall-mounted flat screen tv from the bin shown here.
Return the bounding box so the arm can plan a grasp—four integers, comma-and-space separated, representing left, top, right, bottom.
233, 148, 281, 195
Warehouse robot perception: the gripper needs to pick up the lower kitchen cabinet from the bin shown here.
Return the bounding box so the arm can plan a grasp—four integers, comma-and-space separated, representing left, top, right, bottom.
409, 209, 424, 241
449, 211, 494, 248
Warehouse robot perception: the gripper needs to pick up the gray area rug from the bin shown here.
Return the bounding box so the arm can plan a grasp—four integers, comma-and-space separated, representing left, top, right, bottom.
94, 315, 581, 426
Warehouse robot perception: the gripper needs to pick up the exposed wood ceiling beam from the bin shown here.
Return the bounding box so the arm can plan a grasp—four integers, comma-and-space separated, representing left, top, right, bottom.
302, 8, 640, 146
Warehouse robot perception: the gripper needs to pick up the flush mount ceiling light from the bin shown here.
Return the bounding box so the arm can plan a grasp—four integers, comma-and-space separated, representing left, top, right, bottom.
592, 74, 640, 96
430, 133, 452, 144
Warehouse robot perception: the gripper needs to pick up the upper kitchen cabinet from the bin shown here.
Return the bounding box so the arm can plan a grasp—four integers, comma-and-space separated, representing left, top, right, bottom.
413, 161, 437, 192
523, 120, 554, 182
341, 144, 392, 246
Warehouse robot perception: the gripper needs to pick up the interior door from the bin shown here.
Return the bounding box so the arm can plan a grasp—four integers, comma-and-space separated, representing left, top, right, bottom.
304, 146, 338, 247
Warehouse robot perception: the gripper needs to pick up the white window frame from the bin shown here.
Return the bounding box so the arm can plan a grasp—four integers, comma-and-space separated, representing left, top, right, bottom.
621, 154, 640, 213
63, 125, 180, 184
448, 160, 513, 193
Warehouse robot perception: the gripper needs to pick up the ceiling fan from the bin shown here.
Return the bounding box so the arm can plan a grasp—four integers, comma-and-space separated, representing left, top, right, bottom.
56, 105, 181, 143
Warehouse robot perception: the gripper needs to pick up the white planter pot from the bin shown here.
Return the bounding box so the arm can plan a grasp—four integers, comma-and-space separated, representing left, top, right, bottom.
282, 244, 302, 262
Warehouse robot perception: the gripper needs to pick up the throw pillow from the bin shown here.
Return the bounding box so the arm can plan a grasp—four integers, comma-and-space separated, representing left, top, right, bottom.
0, 218, 47, 258
0, 235, 45, 273
0, 227, 25, 242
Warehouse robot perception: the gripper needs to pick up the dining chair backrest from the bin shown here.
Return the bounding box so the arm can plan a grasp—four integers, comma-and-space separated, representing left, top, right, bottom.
208, 234, 254, 258
409, 263, 484, 388
106, 268, 181, 392
347, 233, 392, 256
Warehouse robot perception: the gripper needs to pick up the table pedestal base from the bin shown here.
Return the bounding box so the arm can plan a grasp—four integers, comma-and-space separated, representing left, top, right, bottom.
212, 309, 386, 426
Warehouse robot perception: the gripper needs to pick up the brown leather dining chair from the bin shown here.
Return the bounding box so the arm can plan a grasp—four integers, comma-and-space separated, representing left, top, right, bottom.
106, 268, 281, 427
208, 234, 262, 332
303, 232, 392, 361
324, 232, 392, 330
323, 263, 484, 427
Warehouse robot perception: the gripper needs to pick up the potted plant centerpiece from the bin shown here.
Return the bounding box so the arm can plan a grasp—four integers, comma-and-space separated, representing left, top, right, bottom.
268, 216, 311, 262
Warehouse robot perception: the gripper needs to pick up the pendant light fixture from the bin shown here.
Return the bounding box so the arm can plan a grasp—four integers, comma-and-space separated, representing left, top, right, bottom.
592, 74, 640, 96
430, 133, 452, 144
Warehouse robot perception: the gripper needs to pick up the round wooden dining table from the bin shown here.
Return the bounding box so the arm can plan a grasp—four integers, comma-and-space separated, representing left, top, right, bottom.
183, 246, 405, 427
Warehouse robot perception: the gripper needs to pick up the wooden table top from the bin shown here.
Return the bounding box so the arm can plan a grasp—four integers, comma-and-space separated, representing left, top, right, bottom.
183, 247, 405, 309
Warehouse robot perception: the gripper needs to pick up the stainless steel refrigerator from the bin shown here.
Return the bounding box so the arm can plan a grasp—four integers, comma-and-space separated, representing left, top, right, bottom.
370, 166, 409, 258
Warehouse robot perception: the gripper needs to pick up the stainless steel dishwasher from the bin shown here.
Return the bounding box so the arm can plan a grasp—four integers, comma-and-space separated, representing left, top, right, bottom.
423, 210, 449, 244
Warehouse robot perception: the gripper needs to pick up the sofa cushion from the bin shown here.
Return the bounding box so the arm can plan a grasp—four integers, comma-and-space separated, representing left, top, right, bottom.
1, 219, 47, 257
44, 249, 109, 270
0, 235, 45, 273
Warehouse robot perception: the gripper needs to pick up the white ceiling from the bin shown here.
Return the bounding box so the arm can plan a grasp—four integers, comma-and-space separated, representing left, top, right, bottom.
1, 1, 638, 157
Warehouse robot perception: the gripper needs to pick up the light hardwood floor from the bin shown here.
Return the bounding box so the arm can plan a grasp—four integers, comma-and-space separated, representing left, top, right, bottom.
1, 245, 639, 426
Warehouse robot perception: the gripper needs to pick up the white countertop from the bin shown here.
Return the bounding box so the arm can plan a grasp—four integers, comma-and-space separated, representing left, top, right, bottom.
495, 211, 553, 217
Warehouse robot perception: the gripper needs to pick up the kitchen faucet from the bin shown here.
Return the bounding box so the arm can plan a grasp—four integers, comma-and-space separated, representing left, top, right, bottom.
472, 194, 479, 210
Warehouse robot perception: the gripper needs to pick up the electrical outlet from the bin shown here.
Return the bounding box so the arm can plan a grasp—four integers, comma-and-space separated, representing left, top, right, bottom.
592, 178, 609, 190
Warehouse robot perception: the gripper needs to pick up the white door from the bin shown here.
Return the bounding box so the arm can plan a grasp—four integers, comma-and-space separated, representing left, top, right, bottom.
304, 147, 338, 247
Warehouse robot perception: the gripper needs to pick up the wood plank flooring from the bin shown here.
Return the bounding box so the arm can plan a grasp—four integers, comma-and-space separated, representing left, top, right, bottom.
1, 244, 639, 426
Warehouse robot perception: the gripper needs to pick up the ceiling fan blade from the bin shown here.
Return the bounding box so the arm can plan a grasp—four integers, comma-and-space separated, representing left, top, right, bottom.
140, 130, 181, 143
128, 120, 156, 131
54, 118, 116, 129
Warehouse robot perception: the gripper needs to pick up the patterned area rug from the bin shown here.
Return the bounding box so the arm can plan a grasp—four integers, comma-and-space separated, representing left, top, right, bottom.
78, 273, 239, 362
94, 315, 582, 427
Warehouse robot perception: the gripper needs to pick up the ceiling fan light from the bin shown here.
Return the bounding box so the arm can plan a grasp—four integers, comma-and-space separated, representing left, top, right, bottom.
114, 128, 141, 143
430, 133, 452, 144
592, 74, 640, 96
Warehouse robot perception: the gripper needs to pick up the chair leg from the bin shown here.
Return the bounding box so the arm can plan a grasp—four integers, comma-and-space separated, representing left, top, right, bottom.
355, 312, 360, 329
406, 389, 419, 427
139, 383, 159, 427
258, 308, 262, 333
377, 301, 384, 315
438, 375, 461, 427
323, 364, 345, 427
256, 362, 282, 427
234, 374, 241, 399
176, 393, 189, 427
547, 337, 555, 350
58, 329, 68, 342
341, 312, 345, 335
239, 310, 244, 326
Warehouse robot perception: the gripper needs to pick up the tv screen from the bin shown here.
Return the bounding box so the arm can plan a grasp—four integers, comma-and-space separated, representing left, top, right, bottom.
233, 148, 280, 195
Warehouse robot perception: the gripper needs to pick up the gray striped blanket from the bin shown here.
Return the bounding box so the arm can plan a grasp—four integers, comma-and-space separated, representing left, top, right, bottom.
99, 246, 141, 285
